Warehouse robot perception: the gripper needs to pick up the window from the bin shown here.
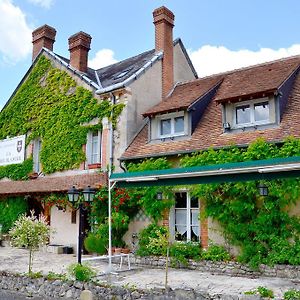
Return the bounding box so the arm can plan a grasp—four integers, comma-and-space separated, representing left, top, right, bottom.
235, 100, 270, 127
159, 115, 185, 138
33, 138, 42, 173
173, 192, 199, 242
87, 131, 101, 164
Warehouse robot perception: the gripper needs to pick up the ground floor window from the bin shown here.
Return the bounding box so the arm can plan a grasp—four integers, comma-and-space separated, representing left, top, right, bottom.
172, 192, 200, 242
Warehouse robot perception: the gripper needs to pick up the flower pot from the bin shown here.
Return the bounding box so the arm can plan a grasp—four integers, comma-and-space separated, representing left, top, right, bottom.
114, 247, 122, 255
121, 248, 130, 254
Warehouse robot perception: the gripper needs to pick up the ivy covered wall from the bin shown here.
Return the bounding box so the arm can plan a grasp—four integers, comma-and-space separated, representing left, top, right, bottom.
0, 55, 123, 177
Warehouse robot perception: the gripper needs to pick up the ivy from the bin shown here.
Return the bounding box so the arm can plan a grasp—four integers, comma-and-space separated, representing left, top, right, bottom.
0, 55, 124, 174
180, 137, 300, 268
0, 158, 33, 181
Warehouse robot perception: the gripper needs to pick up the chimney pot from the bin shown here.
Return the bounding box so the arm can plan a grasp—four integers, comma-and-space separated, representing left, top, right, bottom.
153, 6, 175, 99
68, 31, 92, 73
32, 24, 56, 61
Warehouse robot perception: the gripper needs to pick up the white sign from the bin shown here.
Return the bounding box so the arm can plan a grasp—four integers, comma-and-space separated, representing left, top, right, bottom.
0, 135, 26, 166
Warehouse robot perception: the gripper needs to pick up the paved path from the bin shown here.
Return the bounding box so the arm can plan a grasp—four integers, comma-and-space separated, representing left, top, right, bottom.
0, 246, 299, 299
0, 290, 58, 300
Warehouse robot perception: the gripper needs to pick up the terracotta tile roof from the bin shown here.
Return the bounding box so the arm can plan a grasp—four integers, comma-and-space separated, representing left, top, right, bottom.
214, 56, 300, 103
0, 173, 107, 197
122, 56, 300, 160
143, 76, 223, 116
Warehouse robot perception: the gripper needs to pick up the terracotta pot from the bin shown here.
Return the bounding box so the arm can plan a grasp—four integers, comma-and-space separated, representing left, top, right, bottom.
107, 247, 115, 255
121, 248, 130, 254
114, 247, 122, 255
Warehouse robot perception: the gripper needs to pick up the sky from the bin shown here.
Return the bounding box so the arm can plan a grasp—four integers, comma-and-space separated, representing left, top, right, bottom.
1, 0, 300, 109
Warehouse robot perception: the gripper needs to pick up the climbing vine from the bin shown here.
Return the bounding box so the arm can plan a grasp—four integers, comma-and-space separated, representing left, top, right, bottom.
180, 137, 300, 267
0, 55, 124, 175
0, 158, 33, 181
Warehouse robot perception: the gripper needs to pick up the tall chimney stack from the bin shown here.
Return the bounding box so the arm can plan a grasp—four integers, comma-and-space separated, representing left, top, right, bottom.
32, 24, 56, 61
153, 6, 175, 99
68, 31, 92, 73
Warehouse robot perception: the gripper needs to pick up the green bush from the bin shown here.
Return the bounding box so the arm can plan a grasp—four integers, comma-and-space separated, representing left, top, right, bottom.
136, 223, 168, 256
201, 245, 231, 261
245, 286, 274, 298
170, 242, 201, 265
67, 263, 96, 282
284, 289, 300, 300
84, 231, 107, 255
0, 197, 28, 233
46, 271, 67, 281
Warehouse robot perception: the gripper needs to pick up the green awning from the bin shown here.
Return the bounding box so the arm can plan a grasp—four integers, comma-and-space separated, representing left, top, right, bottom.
110, 156, 300, 187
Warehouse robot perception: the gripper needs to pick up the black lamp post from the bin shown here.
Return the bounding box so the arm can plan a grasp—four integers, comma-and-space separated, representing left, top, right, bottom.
67, 185, 95, 264
258, 183, 268, 196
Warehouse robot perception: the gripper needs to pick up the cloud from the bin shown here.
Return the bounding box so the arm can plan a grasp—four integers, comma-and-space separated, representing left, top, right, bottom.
27, 0, 53, 9
189, 44, 300, 77
0, 0, 32, 64
89, 49, 118, 69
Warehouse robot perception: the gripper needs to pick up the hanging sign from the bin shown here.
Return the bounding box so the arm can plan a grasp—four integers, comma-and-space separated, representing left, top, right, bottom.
0, 135, 26, 166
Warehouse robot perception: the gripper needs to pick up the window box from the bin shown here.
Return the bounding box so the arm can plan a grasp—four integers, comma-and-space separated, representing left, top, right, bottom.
88, 163, 101, 169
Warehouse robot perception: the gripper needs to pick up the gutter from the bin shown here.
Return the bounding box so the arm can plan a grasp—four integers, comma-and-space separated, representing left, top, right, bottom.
95, 51, 163, 95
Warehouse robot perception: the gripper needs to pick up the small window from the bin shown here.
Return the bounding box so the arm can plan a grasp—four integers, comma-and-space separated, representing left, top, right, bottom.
254, 101, 269, 122
236, 105, 250, 125
87, 131, 101, 164
159, 114, 185, 138
234, 100, 270, 127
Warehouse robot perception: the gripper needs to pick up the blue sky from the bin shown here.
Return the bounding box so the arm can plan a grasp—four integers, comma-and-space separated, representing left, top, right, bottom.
1, 0, 300, 109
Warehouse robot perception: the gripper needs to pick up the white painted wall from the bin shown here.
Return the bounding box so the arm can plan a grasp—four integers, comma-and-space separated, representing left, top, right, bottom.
50, 206, 78, 253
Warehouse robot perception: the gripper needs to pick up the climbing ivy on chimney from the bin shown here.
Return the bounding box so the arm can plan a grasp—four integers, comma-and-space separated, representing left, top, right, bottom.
0, 55, 124, 176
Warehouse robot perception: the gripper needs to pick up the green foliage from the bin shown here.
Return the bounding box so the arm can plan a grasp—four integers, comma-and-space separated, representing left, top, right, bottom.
28, 271, 43, 279
136, 223, 168, 256
84, 230, 107, 255
284, 289, 300, 300
0, 56, 123, 174
169, 242, 201, 265
181, 138, 300, 267
0, 197, 28, 232
46, 271, 67, 281
201, 245, 230, 261
127, 158, 175, 222
0, 158, 33, 181
9, 212, 51, 273
67, 263, 96, 282
244, 286, 274, 298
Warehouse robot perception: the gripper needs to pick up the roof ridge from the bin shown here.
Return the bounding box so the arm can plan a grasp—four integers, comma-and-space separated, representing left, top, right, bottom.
176, 54, 300, 87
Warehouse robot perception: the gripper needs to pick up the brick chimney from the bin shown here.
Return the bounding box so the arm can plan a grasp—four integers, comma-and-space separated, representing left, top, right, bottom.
32, 24, 56, 61
153, 6, 175, 99
68, 31, 92, 73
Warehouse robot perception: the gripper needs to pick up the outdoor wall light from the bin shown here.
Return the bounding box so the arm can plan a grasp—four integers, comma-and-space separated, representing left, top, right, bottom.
258, 183, 268, 196
67, 185, 95, 264
156, 192, 163, 200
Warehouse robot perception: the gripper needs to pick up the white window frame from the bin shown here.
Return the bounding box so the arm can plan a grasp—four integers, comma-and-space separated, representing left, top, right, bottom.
86, 130, 101, 165
158, 112, 185, 138
170, 191, 200, 242
33, 138, 42, 173
233, 98, 270, 128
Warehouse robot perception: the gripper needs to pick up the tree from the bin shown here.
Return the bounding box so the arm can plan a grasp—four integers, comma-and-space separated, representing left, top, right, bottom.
9, 211, 51, 274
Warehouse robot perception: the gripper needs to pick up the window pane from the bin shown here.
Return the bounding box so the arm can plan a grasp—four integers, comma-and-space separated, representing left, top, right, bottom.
175, 193, 187, 208
236, 105, 250, 124
160, 119, 171, 135
191, 209, 199, 225
91, 131, 99, 163
174, 116, 184, 133
254, 101, 269, 122
191, 197, 199, 208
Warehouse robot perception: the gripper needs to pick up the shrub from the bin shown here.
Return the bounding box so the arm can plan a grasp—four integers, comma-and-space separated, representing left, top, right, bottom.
9, 212, 51, 274
201, 245, 231, 261
67, 263, 96, 282
47, 271, 67, 281
284, 289, 300, 300
170, 242, 201, 265
136, 223, 168, 256
245, 286, 274, 298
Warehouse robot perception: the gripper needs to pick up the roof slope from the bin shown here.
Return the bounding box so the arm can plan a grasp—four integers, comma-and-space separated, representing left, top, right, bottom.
143, 75, 223, 116
122, 55, 300, 160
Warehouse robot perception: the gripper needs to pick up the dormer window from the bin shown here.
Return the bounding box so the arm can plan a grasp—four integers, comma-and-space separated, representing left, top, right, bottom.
223, 96, 276, 132
235, 101, 269, 126
159, 114, 185, 138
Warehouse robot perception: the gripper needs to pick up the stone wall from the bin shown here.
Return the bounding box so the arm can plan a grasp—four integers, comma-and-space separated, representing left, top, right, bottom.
0, 271, 247, 300
132, 256, 300, 279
